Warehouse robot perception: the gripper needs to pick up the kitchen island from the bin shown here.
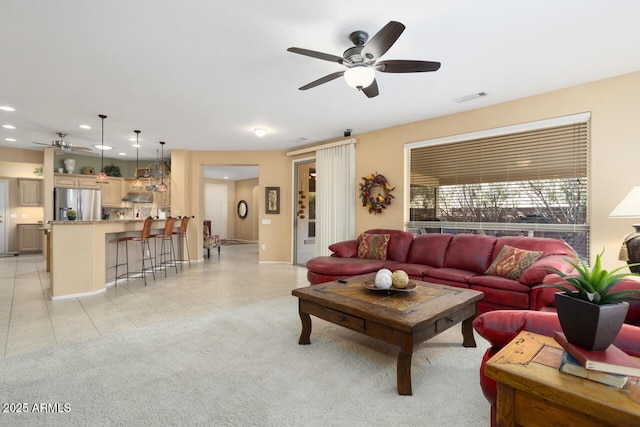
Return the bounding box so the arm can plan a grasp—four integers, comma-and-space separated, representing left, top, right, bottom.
49, 219, 179, 299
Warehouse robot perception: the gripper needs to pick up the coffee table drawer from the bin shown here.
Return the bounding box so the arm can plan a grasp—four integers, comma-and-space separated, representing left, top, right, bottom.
436, 304, 475, 333
300, 300, 365, 333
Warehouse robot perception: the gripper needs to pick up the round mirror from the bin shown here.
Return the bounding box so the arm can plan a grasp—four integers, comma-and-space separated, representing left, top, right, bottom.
237, 200, 248, 219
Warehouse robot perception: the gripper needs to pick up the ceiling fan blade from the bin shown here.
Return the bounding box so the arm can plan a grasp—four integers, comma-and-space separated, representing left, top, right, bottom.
287, 47, 343, 63
361, 21, 405, 60
377, 60, 441, 73
71, 147, 99, 155
299, 71, 345, 90
362, 79, 379, 98
33, 142, 51, 146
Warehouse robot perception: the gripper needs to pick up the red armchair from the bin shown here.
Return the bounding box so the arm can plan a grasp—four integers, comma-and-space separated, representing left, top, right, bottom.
472, 309, 640, 427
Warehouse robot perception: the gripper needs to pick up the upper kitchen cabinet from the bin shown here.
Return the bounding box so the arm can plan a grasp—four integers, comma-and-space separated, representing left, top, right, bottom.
153, 176, 171, 207
18, 178, 43, 206
101, 177, 125, 207
54, 173, 100, 189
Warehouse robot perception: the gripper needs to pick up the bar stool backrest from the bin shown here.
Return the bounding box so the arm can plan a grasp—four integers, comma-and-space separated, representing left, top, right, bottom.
163, 217, 177, 237
141, 216, 154, 239
178, 216, 190, 234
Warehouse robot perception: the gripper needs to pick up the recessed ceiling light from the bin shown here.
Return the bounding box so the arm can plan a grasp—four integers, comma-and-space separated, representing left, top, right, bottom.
94, 144, 112, 150
2, 124, 16, 129
79, 124, 91, 129
128, 136, 137, 142
224, 176, 229, 180
132, 143, 141, 148
5, 138, 16, 142
118, 152, 127, 156
0, 106, 15, 112
254, 128, 267, 137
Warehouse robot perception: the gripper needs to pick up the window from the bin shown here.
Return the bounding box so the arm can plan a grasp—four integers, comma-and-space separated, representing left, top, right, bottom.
405, 114, 590, 259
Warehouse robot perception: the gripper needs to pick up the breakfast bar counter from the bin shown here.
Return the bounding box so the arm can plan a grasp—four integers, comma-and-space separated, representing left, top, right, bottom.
49, 219, 172, 299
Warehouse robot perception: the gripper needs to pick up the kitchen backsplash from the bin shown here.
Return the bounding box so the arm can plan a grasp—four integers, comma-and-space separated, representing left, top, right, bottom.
102, 206, 170, 220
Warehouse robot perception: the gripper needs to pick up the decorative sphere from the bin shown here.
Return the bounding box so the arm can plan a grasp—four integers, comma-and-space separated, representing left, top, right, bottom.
391, 270, 410, 288
374, 269, 393, 289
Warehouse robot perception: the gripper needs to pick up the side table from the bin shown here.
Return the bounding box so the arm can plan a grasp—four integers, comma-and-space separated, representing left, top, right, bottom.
485, 331, 640, 427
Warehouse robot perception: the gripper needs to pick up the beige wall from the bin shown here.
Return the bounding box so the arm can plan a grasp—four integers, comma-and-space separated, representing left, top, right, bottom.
234, 178, 259, 241
345, 71, 640, 270
3, 71, 639, 269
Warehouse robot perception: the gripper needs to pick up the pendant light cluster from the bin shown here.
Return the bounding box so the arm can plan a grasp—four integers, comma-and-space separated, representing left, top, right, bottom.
95, 114, 109, 184
93, 113, 169, 190
130, 130, 144, 189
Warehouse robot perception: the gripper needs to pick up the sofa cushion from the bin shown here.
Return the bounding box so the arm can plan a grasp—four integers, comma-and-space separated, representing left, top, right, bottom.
306, 256, 386, 276
406, 233, 453, 267
470, 284, 529, 309
329, 240, 358, 258
357, 233, 390, 260
391, 263, 439, 280
444, 234, 498, 274
361, 229, 415, 262
518, 254, 576, 286
427, 267, 478, 284
485, 245, 542, 280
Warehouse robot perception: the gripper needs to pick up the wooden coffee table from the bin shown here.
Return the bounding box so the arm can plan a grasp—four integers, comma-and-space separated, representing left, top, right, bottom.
291, 275, 483, 395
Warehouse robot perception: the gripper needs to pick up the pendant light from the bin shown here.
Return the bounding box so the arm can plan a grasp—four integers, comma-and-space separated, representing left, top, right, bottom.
95, 114, 109, 184
130, 130, 144, 189
157, 141, 168, 192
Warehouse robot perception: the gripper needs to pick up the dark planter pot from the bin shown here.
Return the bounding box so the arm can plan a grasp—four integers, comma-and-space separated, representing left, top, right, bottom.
555, 292, 629, 351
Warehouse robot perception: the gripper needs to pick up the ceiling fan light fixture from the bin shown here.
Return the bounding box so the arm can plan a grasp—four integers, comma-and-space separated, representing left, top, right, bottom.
344, 66, 375, 90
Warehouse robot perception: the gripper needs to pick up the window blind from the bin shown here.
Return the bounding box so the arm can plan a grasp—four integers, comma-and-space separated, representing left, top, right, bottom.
406, 116, 590, 259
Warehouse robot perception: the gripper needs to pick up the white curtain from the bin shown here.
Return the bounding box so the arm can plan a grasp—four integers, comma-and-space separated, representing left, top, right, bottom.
315, 141, 356, 256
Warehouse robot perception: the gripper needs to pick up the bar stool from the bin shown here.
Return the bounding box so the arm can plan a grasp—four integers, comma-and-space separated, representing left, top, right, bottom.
152, 217, 178, 276
173, 215, 192, 269
114, 216, 155, 286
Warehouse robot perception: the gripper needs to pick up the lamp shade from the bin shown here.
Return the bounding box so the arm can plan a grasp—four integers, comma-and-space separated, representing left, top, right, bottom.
609, 186, 640, 217
344, 66, 375, 89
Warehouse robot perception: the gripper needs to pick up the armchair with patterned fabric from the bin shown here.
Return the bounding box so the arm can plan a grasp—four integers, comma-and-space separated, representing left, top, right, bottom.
203, 224, 220, 258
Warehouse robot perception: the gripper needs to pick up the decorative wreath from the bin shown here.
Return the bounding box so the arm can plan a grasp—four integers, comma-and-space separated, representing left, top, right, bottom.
359, 173, 395, 214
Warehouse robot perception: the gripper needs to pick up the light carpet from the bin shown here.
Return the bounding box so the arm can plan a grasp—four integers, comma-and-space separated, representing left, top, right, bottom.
0, 296, 490, 426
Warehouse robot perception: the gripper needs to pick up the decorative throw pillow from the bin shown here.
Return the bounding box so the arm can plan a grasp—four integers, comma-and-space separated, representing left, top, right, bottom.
357, 233, 391, 260
485, 245, 543, 281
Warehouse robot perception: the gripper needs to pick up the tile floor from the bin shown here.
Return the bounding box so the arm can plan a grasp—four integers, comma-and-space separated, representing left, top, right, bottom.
0, 244, 309, 359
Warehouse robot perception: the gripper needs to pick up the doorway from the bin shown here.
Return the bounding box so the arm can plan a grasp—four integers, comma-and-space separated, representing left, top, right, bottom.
294, 160, 316, 266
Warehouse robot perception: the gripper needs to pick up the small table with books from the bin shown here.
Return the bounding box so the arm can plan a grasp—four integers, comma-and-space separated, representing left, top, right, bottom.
485, 331, 640, 427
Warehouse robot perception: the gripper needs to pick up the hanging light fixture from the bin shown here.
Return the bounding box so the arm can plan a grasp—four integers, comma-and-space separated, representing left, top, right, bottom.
130, 130, 144, 189
95, 114, 109, 184
157, 141, 168, 192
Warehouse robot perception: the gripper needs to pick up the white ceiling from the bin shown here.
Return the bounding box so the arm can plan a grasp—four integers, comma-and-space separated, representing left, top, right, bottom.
2, 0, 640, 172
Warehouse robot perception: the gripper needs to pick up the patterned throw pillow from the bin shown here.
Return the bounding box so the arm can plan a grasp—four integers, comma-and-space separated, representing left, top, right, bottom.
357, 233, 391, 260
485, 245, 543, 281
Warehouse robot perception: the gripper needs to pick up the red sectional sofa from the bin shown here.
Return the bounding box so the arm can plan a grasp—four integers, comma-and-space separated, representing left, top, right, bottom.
306, 229, 578, 316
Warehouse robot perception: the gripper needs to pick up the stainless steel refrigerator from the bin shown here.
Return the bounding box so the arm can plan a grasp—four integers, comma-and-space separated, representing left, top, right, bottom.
54, 188, 102, 221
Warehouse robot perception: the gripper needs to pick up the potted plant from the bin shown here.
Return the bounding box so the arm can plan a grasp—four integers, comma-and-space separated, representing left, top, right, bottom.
66, 209, 77, 221
535, 251, 640, 350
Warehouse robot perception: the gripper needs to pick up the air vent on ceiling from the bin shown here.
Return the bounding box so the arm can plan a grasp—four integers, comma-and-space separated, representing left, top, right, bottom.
289, 137, 307, 144
453, 92, 489, 103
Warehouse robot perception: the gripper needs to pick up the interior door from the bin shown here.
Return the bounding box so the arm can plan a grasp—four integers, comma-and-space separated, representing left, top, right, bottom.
294, 160, 316, 266
0, 180, 7, 254
205, 183, 227, 239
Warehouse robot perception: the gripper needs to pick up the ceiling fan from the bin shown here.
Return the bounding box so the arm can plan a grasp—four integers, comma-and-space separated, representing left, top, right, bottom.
33, 132, 97, 155
287, 21, 441, 98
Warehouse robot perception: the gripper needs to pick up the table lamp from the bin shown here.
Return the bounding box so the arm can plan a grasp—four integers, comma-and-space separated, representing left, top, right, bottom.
609, 185, 640, 273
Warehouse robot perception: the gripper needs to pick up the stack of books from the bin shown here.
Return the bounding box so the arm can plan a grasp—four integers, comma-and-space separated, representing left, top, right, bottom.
554, 331, 640, 389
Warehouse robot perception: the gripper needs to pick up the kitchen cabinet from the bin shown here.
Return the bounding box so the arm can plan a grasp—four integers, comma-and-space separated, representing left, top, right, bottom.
101, 177, 125, 207
17, 223, 42, 253
54, 174, 78, 188
54, 173, 100, 189
153, 176, 171, 207
19, 178, 43, 206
